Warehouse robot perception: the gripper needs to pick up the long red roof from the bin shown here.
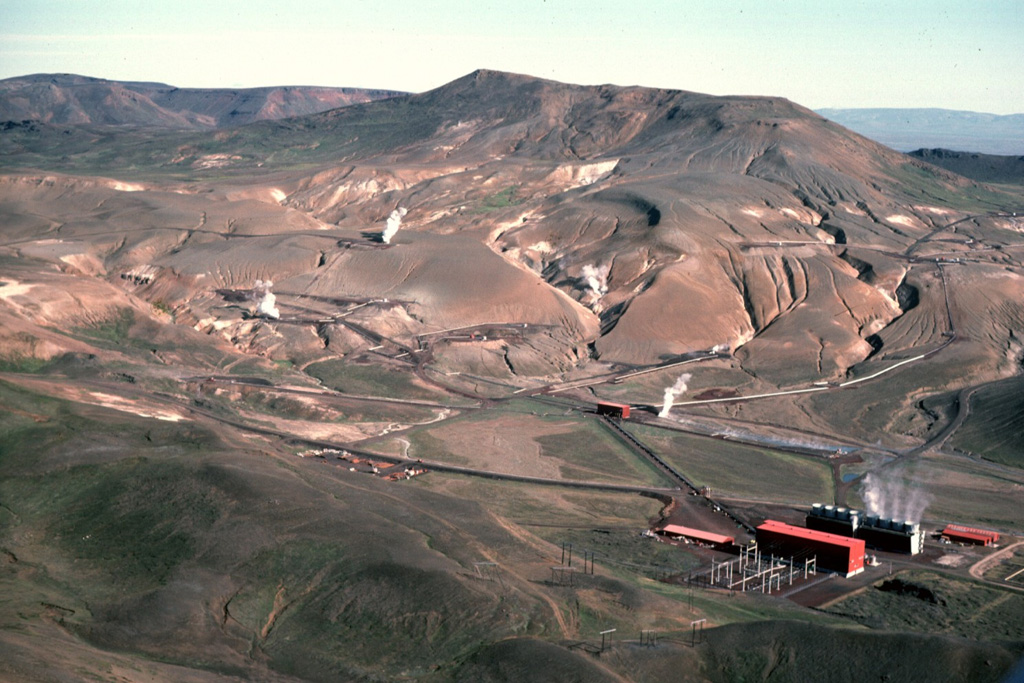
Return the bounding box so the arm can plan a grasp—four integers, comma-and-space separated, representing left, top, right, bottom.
943, 524, 999, 540
942, 525, 999, 543
758, 520, 865, 551
660, 524, 735, 545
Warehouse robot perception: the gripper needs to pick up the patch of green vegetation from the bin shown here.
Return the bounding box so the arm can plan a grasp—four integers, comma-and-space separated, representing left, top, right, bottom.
626, 424, 833, 503
225, 357, 280, 378
0, 389, 231, 600
0, 354, 50, 373
403, 429, 471, 465
951, 376, 1024, 469
305, 359, 451, 403
693, 617, 1020, 683
883, 161, 1020, 212
475, 185, 521, 212
244, 558, 515, 679
537, 421, 669, 486
402, 399, 669, 485
417, 474, 663, 529
2, 95, 450, 180
806, 357, 972, 447
217, 385, 439, 424
826, 571, 1024, 642
2, 458, 223, 588
226, 540, 354, 633
76, 308, 136, 345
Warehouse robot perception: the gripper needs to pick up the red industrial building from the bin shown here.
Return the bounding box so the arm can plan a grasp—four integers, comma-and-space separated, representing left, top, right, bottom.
756, 520, 865, 578
659, 524, 735, 549
942, 524, 1000, 546
596, 401, 630, 419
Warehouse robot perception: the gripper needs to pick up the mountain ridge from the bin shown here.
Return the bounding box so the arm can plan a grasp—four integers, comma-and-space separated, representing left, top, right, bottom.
0, 72, 406, 128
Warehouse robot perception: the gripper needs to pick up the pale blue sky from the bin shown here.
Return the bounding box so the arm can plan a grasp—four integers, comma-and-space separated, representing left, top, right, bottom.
1, 0, 1021, 113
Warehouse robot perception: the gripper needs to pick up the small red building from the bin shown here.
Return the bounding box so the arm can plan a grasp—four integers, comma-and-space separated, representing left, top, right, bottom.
756, 520, 865, 578
659, 524, 735, 549
942, 524, 1000, 546
596, 401, 630, 419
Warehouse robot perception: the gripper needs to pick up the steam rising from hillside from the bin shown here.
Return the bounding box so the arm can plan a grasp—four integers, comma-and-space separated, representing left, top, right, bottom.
580, 263, 610, 312
252, 279, 280, 319
381, 207, 408, 244
861, 472, 931, 522
658, 373, 691, 418
581, 264, 609, 298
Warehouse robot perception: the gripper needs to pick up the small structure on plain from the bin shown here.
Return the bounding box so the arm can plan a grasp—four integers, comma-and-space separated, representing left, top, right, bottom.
659, 524, 735, 549
596, 401, 630, 419
941, 524, 1000, 546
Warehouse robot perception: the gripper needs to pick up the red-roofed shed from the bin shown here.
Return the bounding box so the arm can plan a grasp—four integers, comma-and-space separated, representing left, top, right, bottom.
659, 524, 735, 548
596, 401, 630, 419
942, 524, 999, 546
756, 520, 865, 578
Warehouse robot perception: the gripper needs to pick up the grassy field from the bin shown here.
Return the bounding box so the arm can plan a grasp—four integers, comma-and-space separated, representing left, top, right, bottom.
305, 358, 457, 403
624, 424, 834, 503
0, 381, 227, 611
473, 185, 521, 212
951, 376, 1024, 469
416, 474, 665, 529
826, 570, 1024, 642
413, 472, 692, 579
398, 400, 669, 485
882, 160, 1021, 211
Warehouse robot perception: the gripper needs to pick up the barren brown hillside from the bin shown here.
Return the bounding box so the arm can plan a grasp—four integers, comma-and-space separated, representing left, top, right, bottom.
0, 73, 404, 128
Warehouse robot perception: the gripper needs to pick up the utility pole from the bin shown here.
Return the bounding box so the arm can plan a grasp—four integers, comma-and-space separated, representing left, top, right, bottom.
690, 619, 706, 646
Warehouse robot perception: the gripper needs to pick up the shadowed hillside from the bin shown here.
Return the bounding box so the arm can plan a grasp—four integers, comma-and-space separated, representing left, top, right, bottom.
908, 149, 1024, 185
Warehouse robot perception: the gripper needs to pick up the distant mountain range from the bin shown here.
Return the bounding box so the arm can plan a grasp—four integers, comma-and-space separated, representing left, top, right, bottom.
816, 108, 1024, 156
0, 73, 405, 128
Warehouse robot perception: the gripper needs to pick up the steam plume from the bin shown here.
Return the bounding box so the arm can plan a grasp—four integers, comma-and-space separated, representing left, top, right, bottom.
580, 263, 610, 311
581, 264, 609, 298
861, 472, 931, 522
252, 279, 280, 319
381, 207, 408, 244
659, 372, 691, 418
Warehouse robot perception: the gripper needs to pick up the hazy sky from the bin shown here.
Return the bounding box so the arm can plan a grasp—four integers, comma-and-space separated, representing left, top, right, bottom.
2, 0, 1021, 113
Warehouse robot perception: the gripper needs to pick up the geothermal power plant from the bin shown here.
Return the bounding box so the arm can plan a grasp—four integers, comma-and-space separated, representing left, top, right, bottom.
807, 504, 925, 555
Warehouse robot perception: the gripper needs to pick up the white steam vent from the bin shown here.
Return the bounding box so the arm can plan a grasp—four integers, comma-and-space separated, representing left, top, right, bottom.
252, 279, 280, 319
381, 207, 408, 244
659, 373, 691, 418
580, 263, 610, 310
